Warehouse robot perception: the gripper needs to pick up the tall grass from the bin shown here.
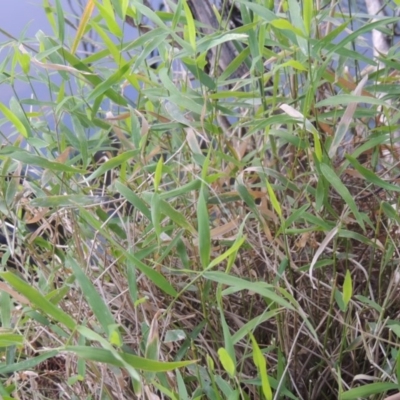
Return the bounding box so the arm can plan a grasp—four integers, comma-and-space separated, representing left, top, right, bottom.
0, 0, 399, 398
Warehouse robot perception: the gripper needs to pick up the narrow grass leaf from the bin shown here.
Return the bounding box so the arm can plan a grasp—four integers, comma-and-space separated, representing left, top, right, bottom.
342, 270, 352, 311
397, 349, 400, 386
176, 370, 189, 400
91, 20, 123, 64
317, 95, 390, 109
232, 310, 279, 344
95, 0, 122, 37
88, 63, 131, 103
77, 325, 141, 383
218, 348, 236, 378
172, 0, 183, 30
236, 180, 260, 218
65, 345, 195, 371
43, 0, 56, 32
0, 149, 85, 173
0, 333, 24, 347
115, 181, 152, 221
279, 204, 309, 233
219, 46, 251, 81
154, 156, 163, 192
303, 0, 313, 36
279, 60, 308, 71
346, 155, 400, 192
54, 0, 65, 42
266, 180, 282, 218
341, 383, 400, 399
217, 287, 237, 367
55, 45, 129, 106
204, 271, 294, 310
126, 252, 178, 297
16, 48, 30, 74
10, 97, 32, 138
320, 163, 364, 231
126, 255, 138, 304
86, 150, 138, 181
182, 0, 196, 50
0, 103, 28, 138
159, 199, 197, 233
207, 237, 246, 269
183, 58, 216, 90
354, 295, 382, 313
0, 272, 76, 331
80, 207, 176, 296
329, 17, 399, 57
250, 334, 272, 400
159, 179, 201, 200
0, 350, 59, 375
67, 256, 115, 332
0, 292, 11, 328
196, 32, 248, 54
270, 19, 305, 37
71, 0, 95, 54
198, 187, 210, 269
30, 195, 108, 208
151, 193, 162, 241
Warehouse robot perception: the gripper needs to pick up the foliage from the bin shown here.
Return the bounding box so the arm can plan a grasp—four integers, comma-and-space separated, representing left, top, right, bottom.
0, 0, 399, 398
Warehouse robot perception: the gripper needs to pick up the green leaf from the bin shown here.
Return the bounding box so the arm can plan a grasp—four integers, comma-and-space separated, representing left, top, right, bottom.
0, 272, 76, 331
303, 0, 313, 36
95, 0, 122, 37
197, 186, 210, 269
86, 150, 138, 181
279, 60, 308, 71
341, 383, 400, 399
270, 19, 305, 37
0, 333, 24, 347
204, 271, 294, 310
316, 95, 391, 109
65, 345, 196, 371
346, 155, 400, 193
154, 156, 163, 192
208, 237, 246, 270
266, 180, 282, 218
232, 310, 280, 344
218, 348, 236, 378
182, 0, 196, 50
151, 192, 162, 240
128, 252, 177, 297
0, 149, 85, 173
30, 195, 108, 208
55, 0, 65, 42
0, 103, 28, 138
250, 334, 272, 400
54, 44, 129, 106
397, 348, 400, 386
115, 181, 152, 221
142, 192, 196, 235
342, 270, 352, 310
67, 256, 116, 332
320, 163, 365, 231
87, 62, 131, 103
0, 350, 59, 375
77, 325, 141, 383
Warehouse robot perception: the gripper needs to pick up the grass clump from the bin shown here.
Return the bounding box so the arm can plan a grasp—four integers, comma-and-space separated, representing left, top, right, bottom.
0, 0, 400, 399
